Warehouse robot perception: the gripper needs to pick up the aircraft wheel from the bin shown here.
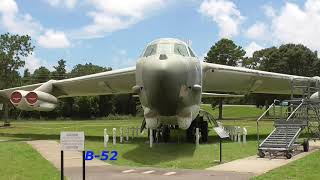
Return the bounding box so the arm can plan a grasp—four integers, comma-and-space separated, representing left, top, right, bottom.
285, 152, 292, 159
162, 125, 171, 142
257, 150, 265, 158
147, 129, 157, 142
200, 121, 208, 142
186, 120, 197, 143
303, 139, 309, 152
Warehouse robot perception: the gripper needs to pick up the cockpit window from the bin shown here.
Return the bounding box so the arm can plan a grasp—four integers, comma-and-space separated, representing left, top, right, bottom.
158, 43, 172, 54
143, 44, 157, 57
174, 44, 189, 57
188, 47, 196, 57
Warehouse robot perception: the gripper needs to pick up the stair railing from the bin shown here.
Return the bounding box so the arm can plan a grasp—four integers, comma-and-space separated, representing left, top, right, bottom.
256, 99, 280, 147
285, 99, 304, 147
286, 99, 304, 122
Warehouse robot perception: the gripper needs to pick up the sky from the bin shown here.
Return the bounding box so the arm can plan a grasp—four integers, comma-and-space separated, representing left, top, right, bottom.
0, 0, 318, 73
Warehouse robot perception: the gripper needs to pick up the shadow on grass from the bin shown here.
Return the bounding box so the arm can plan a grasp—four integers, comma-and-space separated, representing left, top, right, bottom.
0, 132, 105, 142
121, 134, 197, 166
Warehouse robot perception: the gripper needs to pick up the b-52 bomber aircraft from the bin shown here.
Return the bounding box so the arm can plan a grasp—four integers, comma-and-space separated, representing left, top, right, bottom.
1, 38, 320, 142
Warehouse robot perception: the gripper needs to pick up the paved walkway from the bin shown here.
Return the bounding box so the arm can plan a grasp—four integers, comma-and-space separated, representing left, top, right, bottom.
65, 166, 253, 180
27, 140, 253, 180
27, 140, 320, 180
27, 140, 109, 168
207, 141, 320, 175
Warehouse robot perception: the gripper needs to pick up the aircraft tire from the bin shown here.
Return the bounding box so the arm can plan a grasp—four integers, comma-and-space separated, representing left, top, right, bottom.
200, 121, 208, 142
303, 139, 309, 152
163, 125, 171, 142
186, 120, 197, 143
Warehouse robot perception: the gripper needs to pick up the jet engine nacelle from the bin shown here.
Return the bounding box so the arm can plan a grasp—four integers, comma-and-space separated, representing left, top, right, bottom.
10, 90, 58, 111
310, 92, 320, 100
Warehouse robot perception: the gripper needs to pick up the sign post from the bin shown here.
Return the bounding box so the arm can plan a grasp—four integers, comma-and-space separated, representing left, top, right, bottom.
213, 127, 229, 163
60, 132, 85, 180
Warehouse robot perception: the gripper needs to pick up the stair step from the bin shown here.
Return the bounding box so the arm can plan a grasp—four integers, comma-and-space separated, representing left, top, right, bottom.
266, 138, 293, 141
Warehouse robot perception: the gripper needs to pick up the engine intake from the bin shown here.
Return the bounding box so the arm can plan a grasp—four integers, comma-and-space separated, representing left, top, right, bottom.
10, 90, 58, 111
10, 91, 23, 104
26, 91, 38, 105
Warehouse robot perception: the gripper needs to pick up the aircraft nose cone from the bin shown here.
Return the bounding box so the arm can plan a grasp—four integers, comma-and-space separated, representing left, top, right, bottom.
142, 58, 188, 116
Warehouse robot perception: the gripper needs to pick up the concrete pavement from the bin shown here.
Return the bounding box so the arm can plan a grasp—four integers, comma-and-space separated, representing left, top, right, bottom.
27, 140, 109, 168
206, 141, 320, 175
26, 140, 253, 180
65, 166, 253, 180
26, 140, 320, 180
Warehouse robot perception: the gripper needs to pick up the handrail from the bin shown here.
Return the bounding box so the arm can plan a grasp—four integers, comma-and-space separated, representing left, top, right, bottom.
286, 99, 304, 121
257, 103, 276, 122
287, 127, 302, 148
256, 99, 279, 147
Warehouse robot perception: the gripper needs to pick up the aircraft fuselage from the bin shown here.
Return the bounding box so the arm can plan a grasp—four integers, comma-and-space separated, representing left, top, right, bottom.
135, 38, 202, 129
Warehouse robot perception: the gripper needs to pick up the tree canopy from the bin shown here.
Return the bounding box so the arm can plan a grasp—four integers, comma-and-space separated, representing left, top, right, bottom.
243, 44, 319, 77
0, 33, 34, 125
205, 38, 246, 66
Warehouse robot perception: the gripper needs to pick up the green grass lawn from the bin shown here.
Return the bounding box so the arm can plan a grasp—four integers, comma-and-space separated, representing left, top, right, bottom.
0, 105, 277, 170
253, 150, 320, 180
0, 141, 60, 180
201, 104, 266, 119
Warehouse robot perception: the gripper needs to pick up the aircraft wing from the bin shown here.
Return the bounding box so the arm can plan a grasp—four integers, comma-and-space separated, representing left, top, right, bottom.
0, 67, 136, 99
202, 92, 244, 98
202, 62, 319, 95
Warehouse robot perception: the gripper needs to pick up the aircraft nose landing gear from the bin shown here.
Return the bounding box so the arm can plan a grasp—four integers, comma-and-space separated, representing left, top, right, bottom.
147, 125, 171, 143
186, 116, 209, 143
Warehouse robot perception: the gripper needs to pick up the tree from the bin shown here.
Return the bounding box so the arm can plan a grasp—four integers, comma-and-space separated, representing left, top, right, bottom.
22, 69, 32, 85
70, 63, 113, 118
69, 63, 111, 77
51, 59, 68, 118
0, 33, 34, 126
205, 38, 246, 66
243, 43, 320, 111
205, 38, 246, 119
52, 59, 67, 80
247, 44, 319, 76
32, 66, 51, 83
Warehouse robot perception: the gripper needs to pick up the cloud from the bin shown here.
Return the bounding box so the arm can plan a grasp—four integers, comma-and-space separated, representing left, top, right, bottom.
76, 0, 166, 38
248, 0, 320, 50
38, 30, 71, 48
263, 5, 276, 18
199, 0, 244, 38
110, 49, 136, 69
24, 53, 55, 73
0, 0, 43, 36
46, 0, 77, 9
24, 53, 46, 73
0, 0, 18, 15
270, 0, 320, 50
246, 22, 269, 41
244, 42, 264, 57
0, 0, 71, 49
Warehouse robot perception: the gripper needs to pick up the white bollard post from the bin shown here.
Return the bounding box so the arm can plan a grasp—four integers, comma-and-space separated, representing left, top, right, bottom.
237, 126, 241, 143
243, 127, 247, 144
155, 130, 159, 143
149, 129, 153, 148
126, 127, 129, 141
230, 130, 233, 141
104, 128, 109, 148
131, 127, 135, 140
234, 127, 237, 142
120, 127, 123, 143
196, 128, 200, 146
113, 128, 117, 145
